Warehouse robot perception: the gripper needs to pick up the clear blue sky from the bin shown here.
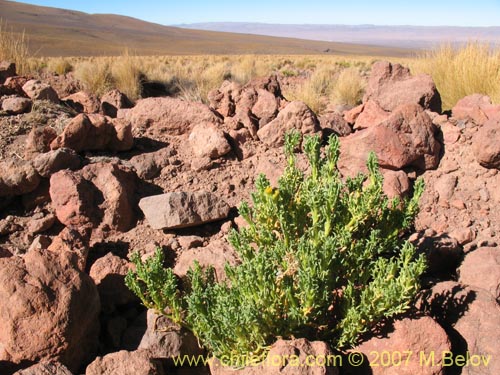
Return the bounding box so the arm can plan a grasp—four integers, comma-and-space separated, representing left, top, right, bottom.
14, 0, 500, 26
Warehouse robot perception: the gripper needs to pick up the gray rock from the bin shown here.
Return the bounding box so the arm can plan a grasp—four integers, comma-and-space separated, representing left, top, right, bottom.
139, 192, 230, 230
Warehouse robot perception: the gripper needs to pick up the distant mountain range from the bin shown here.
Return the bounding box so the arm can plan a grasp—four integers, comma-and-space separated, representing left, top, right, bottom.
179, 23, 500, 49
0, 1, 411, 57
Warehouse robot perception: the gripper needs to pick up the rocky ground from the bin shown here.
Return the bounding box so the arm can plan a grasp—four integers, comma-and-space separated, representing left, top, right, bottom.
0, 59, 499, 375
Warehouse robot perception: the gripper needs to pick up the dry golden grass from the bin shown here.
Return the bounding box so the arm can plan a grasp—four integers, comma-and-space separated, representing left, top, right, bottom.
74, 59, 113, 97
47, 57, 73, 75
411, 42, 500, 110
0, 20, 30, 74
283, 67, 338, 114
111, 52, 143, 100
331, 67, 366, 106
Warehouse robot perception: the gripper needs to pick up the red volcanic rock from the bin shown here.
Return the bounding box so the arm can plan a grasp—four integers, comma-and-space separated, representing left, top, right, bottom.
119, 97, 222, 136
50, 114, 133, 152
101, 89, 133, 118
0, 249, 100, 372
62, 91, 100, 113
22, 79, 59, 103
364, 61, 441, 113
353, 317, 451, 375
0, 159, 40, 197
339, 103, 441, 176
85, 350, 164, 375
452, 94, 500, 126
257, 101, 321, 147
189, 122, 232, 159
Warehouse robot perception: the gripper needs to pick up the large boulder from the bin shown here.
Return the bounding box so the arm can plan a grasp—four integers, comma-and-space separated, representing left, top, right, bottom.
364, 61, 441, 113
22, 80, 59, 103
257, 101, 321, 147
189, 122, 231, 159
62, 91, 100, 113
119, 97, 222, 136
0, 159, 40, 197
473, 113, 500, 168
352, 317, 451, 375
452, 94, 500, 126
51, 114, 133, 153
85, 350, 165, 375
418, 281, 500, 375
139, 192, 230, 230
50, 162, 137, 234
0, 249, 100, 372
338, 103, 441, 176
458, 247, 500, 300
210, 338, 338, 375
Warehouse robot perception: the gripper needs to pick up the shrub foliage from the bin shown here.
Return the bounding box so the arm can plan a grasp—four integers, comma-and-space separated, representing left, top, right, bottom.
126, 132, 426, 362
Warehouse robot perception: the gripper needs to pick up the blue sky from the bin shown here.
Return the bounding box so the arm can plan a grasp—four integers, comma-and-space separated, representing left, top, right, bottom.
15, 0, 500, 26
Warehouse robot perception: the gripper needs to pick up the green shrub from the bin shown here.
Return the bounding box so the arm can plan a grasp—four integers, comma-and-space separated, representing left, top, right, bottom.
126, 132, 426, 363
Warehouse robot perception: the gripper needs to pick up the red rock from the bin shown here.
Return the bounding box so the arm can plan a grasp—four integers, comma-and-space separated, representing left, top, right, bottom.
13, 361, 73, 375
319, 111, 352, 137
382, 169, 410, 199
338, 103, 441, 176
174, 239, 239, 281
138, 309, 202, 358
62, 91, 100, 113
208, 80, 239, 117
51, 114, 133, 153
0, 159, 41, 197
440, 122, 461, 145
418, 282, 500, 375
257, 101, 321, 147
210, 338, 338, 375
129, 147, 175, 179
101, 89, 133, 117
119, 97, 222, 136
353, 317, 451, 375
27, 213, 56, 235
364, 61, 441, 113
139, 192, 230, 230
353, 99, 390, 130
229, 127, 256, 160
1, 96, 32, 114
22, 79, 59, 103
85, 350, 165, 375
473, 113, 500, 168
79, 162, 137, 233
452, 94, 500, 126
32, 148, 82, 178
189, 122, 232, 159
47, 228, 90, 271
252, 88, 279, 126
458, 247, 500, 300
0, 249, 100, 372
24, 126, 58, 159
49, 170, 99, 228
343, 103, 364, 124
89, 253, 137, 312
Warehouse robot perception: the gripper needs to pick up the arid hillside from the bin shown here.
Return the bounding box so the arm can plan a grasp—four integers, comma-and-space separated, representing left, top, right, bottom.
0, 0, 412, 57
